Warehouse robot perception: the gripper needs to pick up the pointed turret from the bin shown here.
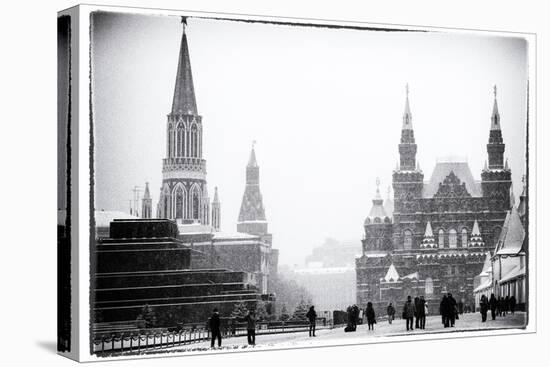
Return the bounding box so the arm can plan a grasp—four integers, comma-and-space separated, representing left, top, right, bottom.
402, 83, 413, 130
398, 84, 418, 170
490, 85, 501, 131
420, 221, 437, 248
211, 186, 221, 231
141, 182, 152, 219
171, 19, 197, 116
238, 143, 270, 240
383, 263, 400, 282
486, 85, 505, 169
468, 220, 485, 247
365, 178, 388, 223
248, 144, 258, 167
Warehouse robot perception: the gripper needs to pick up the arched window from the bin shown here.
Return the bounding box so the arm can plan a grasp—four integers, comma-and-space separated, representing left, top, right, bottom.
461, 228, 468, 247
177, 124, 184, 157
404, 230, 413, 250
449, 229, 457, 248
425, 277, 433, 295
192, 190, 200, 219
186, 129, 190, 156
175, 186, 184, 219
438, 229, 445, 247
191, 125, 198, 158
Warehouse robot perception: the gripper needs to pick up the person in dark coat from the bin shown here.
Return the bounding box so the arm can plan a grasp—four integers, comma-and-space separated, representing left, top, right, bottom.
497, 296, 503, 317
306, 306, 317, 337
447, 293, 457, 327
387, 302, 396, 324
489, 294, 497, 320
209, 308, 222, 348
417, 296, 426, 329
414, 297, 421, 329
510, 295, 517, 314
240, 310, 257, 345
440, 294, 451, 327
365, 302, 376, 330
403, 296, 415, 331
480, 295, 489, 322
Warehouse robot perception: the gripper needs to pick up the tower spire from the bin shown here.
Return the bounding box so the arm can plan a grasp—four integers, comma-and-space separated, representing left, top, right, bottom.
211, 186, 221, 231
248, 140, 258, 167
398, 83, 418, 170
171, 19, 197, 115
491, 85, 501, 130
141, 182, 152, 219
402, 83, 413, 130
238, 144, 268, 236
486, 85, 505, 170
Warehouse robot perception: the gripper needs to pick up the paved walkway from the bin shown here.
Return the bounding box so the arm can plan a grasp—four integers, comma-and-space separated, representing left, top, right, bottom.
134, 312, 526, 355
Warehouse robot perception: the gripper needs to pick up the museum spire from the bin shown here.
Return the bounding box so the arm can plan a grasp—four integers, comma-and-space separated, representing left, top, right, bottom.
171, 19, 198, 115
491, 85, 501, 131
402, 83, 413, 130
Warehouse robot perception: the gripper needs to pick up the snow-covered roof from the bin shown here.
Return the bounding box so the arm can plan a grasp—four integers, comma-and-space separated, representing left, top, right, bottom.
383, 263, 400, 282
402, 272, 419, 280
478, 252, 493, 276
499, 264, 525, 283
473, 278, 493, 293
213, 231, 259, 240
423, 161, 482, 197
495, 208, 526, 256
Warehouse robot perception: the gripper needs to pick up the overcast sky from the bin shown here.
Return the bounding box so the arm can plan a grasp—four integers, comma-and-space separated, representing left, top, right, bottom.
92, 12, 528, 266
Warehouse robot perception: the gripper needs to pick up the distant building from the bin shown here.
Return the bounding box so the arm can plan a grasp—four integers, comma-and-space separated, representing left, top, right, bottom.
292, 265, 356, 312
141, 182, 152, 219
305, 238, 361, 268
356, 85, 520, 314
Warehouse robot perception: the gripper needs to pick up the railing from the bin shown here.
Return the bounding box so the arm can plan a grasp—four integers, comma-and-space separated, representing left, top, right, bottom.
93, 319, 331, 355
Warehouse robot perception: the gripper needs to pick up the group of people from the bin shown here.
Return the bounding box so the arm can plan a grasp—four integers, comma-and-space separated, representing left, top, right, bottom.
345, 303, 376, 332
439, 293, 459, 328
401, 295, 428, 331
208, 305, 319, 348
208, 308, 258, 348
479, 294, 517, 322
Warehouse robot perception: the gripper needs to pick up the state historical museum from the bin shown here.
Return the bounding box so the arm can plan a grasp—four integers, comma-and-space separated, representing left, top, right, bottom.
355, 86, 516, 314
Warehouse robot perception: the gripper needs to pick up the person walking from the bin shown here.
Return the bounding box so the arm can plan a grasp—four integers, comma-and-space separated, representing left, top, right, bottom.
414, 296, 421, 329
418, 296, 426, 329
243, 310, 257, 345
448, 293, 457, 327
387, 302, 395, 324
209, 308, 222, 348
510, 295, 517, 314
480, 294, 489, 322
403, 296, 415, 331
489, 293, 497, 320
440, 294, 449, 328
365, 302, 376, 331
306, 305, 317, 337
